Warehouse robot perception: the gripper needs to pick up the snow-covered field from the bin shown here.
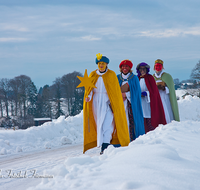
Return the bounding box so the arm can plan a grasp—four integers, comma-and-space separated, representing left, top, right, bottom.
0, 114, 83, 156
1, 90, 200, 190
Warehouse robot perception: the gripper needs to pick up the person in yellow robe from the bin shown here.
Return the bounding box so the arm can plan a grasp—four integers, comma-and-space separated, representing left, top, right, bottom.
83, 54, 130, 154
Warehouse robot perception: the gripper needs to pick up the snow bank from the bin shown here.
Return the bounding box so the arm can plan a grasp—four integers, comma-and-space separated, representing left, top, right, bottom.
25, 95, 200, 190
178, 95, 200, 121
1, 94, 200, 189
28, 120, 200, 190
0, 112, 83, 155
175, 89, 186, 99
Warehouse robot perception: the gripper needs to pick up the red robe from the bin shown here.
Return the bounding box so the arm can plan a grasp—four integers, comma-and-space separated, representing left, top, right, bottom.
139, 74, 166, 128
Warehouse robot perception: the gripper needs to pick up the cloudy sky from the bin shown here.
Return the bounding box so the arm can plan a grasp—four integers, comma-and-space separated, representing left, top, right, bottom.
0, 0, 200, 88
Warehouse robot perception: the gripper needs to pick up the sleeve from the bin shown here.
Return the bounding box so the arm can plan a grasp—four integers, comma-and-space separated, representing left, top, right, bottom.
165, 86, 169, 94
125, 91, 131, 102
87, 90, 93, 102
145, 91, 150, 103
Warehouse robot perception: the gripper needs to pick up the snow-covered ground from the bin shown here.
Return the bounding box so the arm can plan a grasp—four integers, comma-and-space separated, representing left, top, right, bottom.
0, 114, 83, 156
0, 144, 86, 190
1, 90, 200, 190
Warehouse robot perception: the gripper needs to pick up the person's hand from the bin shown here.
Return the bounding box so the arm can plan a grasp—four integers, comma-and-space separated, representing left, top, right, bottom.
122, 92, 127, 101
141, 91, 147, 97
85, 97, 90, 102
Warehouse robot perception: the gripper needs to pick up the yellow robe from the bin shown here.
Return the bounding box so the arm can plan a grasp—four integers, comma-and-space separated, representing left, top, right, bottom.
83, 69, 130, 153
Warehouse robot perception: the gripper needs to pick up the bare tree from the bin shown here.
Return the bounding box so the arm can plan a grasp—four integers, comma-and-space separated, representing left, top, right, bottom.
35, 85, 52, 118
61, 71, 84, 115
9, 78, 21, 116
13, 75, 37, 118
42, 85, 52, 117
52, 78, 64, 119
17, 75, 29, 117
0, 98, 3, 117
0, 78, 11, 117
190, 60, 200, 81
0, 70, 85, 128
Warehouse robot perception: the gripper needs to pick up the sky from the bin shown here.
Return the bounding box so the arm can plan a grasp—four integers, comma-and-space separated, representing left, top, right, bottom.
1, 91, 200, 190
0, 0, 200, 89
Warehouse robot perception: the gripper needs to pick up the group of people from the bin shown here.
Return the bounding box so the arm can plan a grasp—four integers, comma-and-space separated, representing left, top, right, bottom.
83, 53, 180, 154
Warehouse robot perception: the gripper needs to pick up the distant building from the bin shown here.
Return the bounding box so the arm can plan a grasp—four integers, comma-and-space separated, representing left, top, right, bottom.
34, 118, 52, 126
181, 83, 194, 89
182, 92, 194, 99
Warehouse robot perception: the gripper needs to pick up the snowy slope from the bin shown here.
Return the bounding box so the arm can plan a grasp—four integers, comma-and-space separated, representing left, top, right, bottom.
27, 95, 200, 190
0, 114, 83, 156
1, 94, 200, 190
28, 120, 200, 190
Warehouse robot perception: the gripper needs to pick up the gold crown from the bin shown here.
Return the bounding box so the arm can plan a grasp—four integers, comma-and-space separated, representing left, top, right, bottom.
155, 59, 163, 65
96, 53, 102, 61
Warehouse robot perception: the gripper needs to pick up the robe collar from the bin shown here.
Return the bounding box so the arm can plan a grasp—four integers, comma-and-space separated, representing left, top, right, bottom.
154, 70, 164, 78
122, 72, 130, 79
119, 72, 134, 81
96, 69, 108, 76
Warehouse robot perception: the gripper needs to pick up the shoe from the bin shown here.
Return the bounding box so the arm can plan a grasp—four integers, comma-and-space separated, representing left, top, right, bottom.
100, 143, 110, 155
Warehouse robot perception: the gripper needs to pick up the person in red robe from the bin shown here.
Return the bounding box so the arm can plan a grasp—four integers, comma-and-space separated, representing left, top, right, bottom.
136, 62, 166, 133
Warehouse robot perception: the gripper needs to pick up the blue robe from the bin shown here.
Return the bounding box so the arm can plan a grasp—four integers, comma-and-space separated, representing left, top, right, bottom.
117, 73, 145, 139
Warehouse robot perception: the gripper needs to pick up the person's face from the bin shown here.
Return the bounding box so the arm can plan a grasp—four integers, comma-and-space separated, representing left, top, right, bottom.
154, 63, 163, 73
139, 66, 147, 76
98, 62, 107, 72
121, 64, 130, 74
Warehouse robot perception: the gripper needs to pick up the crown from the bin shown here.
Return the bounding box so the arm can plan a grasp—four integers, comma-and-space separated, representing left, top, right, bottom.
155, 59, 163, 65
96, 53, 102, 61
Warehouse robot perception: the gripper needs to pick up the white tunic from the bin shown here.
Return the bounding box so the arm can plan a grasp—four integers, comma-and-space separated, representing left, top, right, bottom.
154, 71, 174, 123
139, 78, 151, 118
88, 69, 114, 147
121, 73, 131, 127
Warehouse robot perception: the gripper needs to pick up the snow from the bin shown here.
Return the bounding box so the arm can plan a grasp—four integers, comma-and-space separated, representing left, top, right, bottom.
1, 94, 200, 190
175, 89, 187, 99
34, 118, 52, 121
178, 95, 200, 121
0, 115, 83, 156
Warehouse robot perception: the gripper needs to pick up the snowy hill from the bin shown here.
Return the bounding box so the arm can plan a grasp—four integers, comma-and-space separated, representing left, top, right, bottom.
1, 94, 200, 189
25, 94, 200, 190
0, 114, 83, 155
29, 120, 200, 190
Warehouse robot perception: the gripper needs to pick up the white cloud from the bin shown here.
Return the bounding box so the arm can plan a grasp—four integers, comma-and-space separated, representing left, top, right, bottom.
0, 3, 199, 86
139, 27, 200, 38
184, 27, 200, 35
0, 38, 29, 42
0, 24, 29, 32
80, 35, 101, 41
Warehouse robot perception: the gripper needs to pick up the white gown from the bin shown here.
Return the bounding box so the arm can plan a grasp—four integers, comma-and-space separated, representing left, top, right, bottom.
154, 71, 174, 123
88, 69, 114, 147
139, 78, 151, 118
121, 73, 131, 127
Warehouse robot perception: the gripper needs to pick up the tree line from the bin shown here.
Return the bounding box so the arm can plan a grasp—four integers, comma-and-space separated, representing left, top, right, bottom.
0, 71, 84, 129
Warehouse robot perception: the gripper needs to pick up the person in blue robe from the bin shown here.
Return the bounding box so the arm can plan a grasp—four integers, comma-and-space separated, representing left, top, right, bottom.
117, 60, 145, 141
